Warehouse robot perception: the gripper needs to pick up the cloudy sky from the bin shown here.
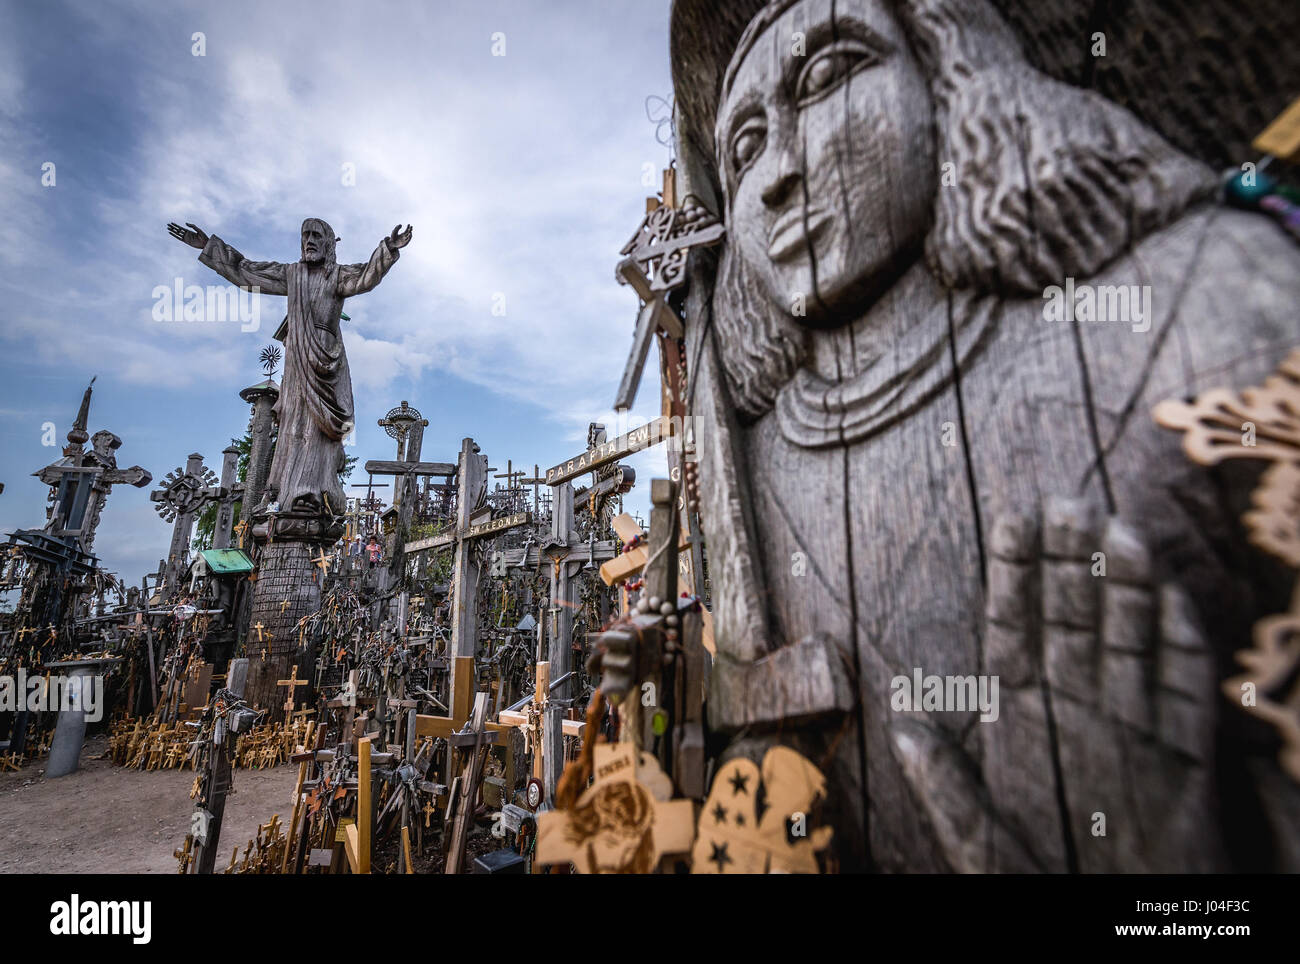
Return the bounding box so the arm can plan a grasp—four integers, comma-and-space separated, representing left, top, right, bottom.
0, 0, 674, 585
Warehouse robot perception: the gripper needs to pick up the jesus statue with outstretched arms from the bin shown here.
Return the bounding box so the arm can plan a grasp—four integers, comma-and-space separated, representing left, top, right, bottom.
167, 217, 412, 516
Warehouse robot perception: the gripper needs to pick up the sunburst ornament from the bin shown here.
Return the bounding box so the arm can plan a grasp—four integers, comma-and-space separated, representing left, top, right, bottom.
259, 345, 282, 379
1155, 348, 1300, 781
151, 464, 218, 523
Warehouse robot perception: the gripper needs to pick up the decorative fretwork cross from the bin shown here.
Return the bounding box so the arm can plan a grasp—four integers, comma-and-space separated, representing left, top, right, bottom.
613, 189, 725, 411
150, 453, 219, 590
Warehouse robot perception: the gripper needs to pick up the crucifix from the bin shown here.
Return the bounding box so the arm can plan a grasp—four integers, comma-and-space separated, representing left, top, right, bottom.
374, 400, 431, 546
8, 380, 152, 645
363, 431, 455, 576
35, 433, 152, 556
378, 400, 428, 461
590, 480, 710, 797
511, 426, 637, 800
32, 381, 153, 555
495, 659, 588, 808
191, 658, 250, 874
612, 172, 725, 411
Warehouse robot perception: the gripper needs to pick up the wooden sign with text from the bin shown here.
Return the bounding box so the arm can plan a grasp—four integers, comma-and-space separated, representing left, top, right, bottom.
544, 417, 674, 486
404, 511, 531, 555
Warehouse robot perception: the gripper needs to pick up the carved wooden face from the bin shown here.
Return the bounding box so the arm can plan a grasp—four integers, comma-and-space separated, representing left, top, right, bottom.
300, 218, 336, 265
716, 0, 935, 325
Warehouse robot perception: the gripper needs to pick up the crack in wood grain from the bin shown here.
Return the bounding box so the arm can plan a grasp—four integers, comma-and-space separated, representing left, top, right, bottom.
1079, 207, 1221, 490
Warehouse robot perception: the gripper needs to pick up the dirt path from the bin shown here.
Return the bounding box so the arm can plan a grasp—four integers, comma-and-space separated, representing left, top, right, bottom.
0, 734, 298, 874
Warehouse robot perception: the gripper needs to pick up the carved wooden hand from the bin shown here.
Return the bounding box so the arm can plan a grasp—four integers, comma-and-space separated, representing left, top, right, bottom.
385, 223, 413, 251
166, 222, 209, 249
890, 496, 1219, 872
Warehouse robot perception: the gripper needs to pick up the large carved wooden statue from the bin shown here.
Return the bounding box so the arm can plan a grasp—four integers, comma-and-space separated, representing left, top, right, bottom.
168, 218, 412, 517
167, 217, 412, 713
671, 0, 1300, 870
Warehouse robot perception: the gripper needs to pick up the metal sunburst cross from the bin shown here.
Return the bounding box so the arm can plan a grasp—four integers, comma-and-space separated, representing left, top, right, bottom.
259, 345, 282, 379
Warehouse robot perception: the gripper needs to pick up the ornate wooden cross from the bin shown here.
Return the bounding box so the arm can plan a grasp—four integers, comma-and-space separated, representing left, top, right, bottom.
613, 184, 725, 411
149, 453, 219, 590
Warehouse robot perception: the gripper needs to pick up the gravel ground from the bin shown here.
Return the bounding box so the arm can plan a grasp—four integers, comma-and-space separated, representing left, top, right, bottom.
0, 733, 298, 874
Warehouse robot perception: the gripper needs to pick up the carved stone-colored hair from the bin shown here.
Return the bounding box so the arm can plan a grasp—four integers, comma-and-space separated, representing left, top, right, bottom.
899, 0, 1213, 293
701, 0, 1215, 419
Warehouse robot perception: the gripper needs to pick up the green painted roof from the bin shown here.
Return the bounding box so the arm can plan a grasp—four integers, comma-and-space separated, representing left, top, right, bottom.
199, 548, 254, 574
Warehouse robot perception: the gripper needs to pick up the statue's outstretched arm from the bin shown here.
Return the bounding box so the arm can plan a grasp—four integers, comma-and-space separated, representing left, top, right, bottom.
191, 232, 289, 296
338, 224, 412, 298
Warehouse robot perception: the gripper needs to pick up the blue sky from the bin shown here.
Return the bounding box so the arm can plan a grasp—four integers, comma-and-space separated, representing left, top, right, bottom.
0, 0, 674, 585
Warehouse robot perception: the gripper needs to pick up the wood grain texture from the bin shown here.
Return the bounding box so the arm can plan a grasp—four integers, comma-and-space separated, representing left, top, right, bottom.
672, 0, 1300, 871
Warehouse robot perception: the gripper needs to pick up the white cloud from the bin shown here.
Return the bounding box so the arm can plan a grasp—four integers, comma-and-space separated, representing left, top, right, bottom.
0, 0, 676, 579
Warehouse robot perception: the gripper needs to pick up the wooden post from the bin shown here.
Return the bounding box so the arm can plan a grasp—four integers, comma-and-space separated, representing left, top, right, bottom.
533, 661, 550, 782
449, 438, 487, 716
444, 692, 491, 874
192, 658, 247, 874
644, 480, 679, 765
358, 735, 371, 875
280, 720, 315, 873
544, 482, 575, 808
344, 735, 372, 874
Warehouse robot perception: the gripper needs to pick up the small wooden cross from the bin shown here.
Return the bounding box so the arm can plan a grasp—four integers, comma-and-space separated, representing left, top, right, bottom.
278, 666, 309, 714
253, 621, 266, 642
311, 549, 333, 577
279, 598, 290, 615
173, 836, 194, 874
233, 519, 250, 549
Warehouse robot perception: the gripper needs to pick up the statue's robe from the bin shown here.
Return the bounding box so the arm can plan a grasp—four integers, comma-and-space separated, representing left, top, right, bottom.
692, 204, 1300, 872
199, 236, 399, 513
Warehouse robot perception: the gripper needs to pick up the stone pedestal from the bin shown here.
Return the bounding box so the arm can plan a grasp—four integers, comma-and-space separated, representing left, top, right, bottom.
243, 512, 342, 718
45, 658, 119, 778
